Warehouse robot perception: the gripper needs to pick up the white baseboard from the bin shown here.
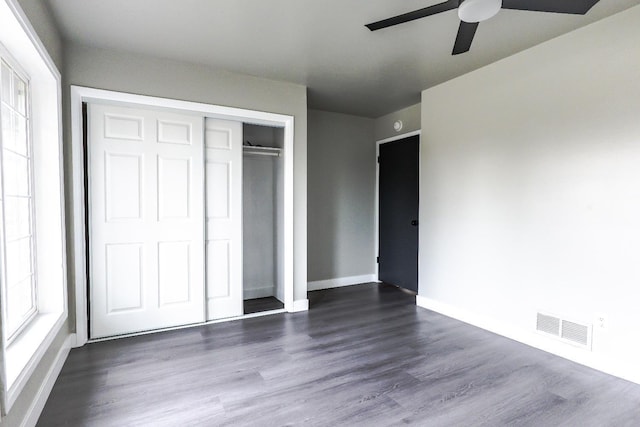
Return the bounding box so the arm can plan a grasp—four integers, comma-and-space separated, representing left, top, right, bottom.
308, 274, 378, 292
416, 296, 640, 386
21, 334, 73, 427
243, 286, 275, 300
291, 299, 309, 312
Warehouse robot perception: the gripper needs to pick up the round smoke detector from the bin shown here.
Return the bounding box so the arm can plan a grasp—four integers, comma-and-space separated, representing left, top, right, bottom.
393, 120, 403, 132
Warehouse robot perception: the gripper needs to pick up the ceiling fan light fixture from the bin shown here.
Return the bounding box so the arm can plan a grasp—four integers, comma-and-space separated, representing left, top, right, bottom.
458, 0, 502, 23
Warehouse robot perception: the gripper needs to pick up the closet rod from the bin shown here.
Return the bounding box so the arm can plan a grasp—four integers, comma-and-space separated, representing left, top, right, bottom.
243, 146, 281, 157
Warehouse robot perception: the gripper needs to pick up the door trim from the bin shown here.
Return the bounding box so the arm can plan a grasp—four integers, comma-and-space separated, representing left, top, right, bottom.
70, 86, 295, 347
374, 130, 421, 282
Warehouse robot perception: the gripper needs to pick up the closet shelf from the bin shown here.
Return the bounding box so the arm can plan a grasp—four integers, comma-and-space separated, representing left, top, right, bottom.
243, 145, 281, 157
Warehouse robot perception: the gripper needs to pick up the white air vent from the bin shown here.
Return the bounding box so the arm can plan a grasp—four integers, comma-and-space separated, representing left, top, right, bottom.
536, 313, 561, 336
561, 320, 590, 347
536, 311, 592, 350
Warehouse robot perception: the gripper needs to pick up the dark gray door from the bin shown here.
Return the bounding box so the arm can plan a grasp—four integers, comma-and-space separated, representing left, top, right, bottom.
378, 135, 419, 292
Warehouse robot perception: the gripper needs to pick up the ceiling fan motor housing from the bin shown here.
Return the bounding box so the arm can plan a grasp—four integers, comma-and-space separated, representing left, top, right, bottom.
458, 0, 502, 22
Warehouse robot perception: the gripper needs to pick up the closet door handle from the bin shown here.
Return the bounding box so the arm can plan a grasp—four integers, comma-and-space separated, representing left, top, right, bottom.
411, 220, 418, 226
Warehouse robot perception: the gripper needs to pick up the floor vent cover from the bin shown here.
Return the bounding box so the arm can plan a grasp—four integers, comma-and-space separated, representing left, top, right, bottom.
536, 312, 591, 349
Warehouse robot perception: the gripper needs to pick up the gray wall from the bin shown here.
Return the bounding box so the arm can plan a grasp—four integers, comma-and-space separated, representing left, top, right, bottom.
307, 109, 375, 282
374, 103, 421, 141
16, 0, 64, 70
419, 5, 640, 382
63, 42, 309, 309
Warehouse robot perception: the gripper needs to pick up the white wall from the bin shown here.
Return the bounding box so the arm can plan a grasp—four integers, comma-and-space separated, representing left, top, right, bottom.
63, 42, 309, 310
419, 5, 640, 383
307, 109, 375, 284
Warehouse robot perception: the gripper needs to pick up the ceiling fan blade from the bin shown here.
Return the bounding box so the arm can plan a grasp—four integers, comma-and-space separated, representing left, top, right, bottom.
452, 21, 478, 55
501, 0, 600, 15
366, 0, 458, 31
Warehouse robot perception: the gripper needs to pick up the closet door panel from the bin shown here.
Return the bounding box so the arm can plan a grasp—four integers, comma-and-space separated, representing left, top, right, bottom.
104, 153, 142, 221
105, 243, 143, 313
205, 118, 243, 320
158, 241, 192, 306
206, 161, 230, 219
207, 239, 230, 298
89, 104, 205, 338
157, 156, 192, 220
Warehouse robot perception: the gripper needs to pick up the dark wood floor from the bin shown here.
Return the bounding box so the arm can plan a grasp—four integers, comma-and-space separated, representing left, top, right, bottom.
39, 283, 640, 426
243, 296, 284, 314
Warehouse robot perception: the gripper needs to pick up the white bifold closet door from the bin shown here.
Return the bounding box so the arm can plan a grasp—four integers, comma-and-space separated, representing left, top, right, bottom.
88, 104, 205, 338
204, 118, 243, 320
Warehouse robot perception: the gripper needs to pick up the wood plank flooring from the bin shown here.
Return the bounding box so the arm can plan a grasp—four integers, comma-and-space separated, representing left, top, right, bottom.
38, 283, 640, 426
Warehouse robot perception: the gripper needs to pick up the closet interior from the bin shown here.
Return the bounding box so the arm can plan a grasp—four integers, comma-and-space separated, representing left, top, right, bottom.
242, 123, 285, 314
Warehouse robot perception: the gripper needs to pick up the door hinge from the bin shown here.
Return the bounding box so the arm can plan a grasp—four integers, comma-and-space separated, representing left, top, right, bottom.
377, 156, 380, 163
376, 256, 380, 263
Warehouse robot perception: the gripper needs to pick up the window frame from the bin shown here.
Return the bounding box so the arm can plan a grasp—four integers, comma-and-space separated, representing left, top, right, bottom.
0, 0, 68, 415
0, 50, 39, 344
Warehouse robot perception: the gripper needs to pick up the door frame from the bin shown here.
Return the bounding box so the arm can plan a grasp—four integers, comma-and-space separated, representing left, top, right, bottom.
70, 86, 295, 347
375, 130, 421, 282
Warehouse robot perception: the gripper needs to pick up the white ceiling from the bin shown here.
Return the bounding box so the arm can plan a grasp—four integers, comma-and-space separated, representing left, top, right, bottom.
45, 0, 640, 118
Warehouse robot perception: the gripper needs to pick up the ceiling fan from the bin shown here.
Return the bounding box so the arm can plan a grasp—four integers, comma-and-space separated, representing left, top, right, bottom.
365, 0, 600, 55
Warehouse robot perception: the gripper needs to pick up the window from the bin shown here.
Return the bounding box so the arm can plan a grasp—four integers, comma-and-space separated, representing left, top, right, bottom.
0, 56, 38, 342
0, 0, 67, 411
